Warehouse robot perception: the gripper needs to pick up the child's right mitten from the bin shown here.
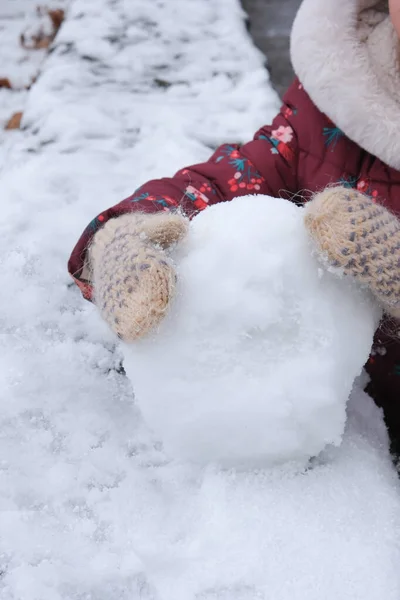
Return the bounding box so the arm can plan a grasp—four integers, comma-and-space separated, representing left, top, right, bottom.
89, 211, 189, 341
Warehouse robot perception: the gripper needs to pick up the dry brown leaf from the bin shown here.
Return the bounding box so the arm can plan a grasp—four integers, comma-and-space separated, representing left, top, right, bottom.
0, 78, 12, 89
20, 6, 65, 50
48, 9, 65, 31
5, 112, 23, 130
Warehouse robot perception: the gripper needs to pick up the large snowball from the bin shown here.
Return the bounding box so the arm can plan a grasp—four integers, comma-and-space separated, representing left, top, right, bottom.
123, 196, 379, 467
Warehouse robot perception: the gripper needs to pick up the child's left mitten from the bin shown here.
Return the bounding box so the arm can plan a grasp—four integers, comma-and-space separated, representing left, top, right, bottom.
304, 186, 400, 318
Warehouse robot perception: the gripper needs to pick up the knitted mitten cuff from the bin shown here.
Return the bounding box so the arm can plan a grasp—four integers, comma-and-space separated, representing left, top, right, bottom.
304, 187, 400, 317
90, 211, 189, 341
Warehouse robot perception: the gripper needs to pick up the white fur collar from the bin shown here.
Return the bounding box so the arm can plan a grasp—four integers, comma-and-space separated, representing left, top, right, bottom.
290, 0, 400, 170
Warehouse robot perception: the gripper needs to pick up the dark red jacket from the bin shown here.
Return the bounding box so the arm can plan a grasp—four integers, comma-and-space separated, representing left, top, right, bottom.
68, 78, 400, 439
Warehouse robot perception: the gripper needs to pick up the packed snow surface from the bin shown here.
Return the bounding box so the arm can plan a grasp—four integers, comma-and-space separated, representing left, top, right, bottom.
0, 0, 400, 598
124, 195, 379, 467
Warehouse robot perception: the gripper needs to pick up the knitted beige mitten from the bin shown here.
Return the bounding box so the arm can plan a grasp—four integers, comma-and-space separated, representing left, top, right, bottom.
304, 187, 400, 317
90, 212, 189, 341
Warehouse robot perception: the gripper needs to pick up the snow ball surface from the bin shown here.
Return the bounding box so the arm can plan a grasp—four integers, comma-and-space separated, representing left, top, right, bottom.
124, 195, 379, 467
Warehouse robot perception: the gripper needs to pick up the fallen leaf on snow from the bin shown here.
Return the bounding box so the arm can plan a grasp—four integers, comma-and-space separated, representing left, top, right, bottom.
20, 6, 65, 50
0, 78, 12, 89
5, 112, 23, 130
48, 9, 65, 31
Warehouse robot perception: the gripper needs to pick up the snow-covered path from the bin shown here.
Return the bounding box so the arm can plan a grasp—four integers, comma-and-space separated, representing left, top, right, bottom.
0, 1, 400, 599
0, 1, 68, 165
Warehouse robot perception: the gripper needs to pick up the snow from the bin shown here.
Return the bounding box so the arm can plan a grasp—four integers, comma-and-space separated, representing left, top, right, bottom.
124, 195, 380, 467
0, 1, 69, 177
0, 0, 399, 598
0, 2, 60, 86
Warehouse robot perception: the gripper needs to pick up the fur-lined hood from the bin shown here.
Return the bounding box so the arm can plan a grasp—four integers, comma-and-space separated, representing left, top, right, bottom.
291, 0, 400, 170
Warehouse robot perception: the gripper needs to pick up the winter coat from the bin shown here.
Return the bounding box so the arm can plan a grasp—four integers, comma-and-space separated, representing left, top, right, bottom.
68, 0, 400, 446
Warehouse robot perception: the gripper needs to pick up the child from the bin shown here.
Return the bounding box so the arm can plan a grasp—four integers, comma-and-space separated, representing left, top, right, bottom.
68, 0, 400, 454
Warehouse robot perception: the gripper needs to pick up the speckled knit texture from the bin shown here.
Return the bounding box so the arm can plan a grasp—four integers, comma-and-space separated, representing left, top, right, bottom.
305, 186, 400, 317
90, 212, 189, 341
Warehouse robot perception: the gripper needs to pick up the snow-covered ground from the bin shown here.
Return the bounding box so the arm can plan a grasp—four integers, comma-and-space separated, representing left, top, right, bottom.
0, 0, 400, 599
0, 0, 68, 166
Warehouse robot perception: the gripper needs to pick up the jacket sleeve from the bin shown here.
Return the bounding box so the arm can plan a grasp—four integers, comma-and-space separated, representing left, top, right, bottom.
68, 83, 300, 301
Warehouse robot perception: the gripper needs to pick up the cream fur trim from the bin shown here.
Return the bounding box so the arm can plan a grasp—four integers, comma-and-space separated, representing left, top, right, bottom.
291, 0, 400, 170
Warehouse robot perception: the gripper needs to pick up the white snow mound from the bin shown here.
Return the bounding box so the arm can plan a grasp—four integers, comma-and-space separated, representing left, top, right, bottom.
124, 195, 380, 466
